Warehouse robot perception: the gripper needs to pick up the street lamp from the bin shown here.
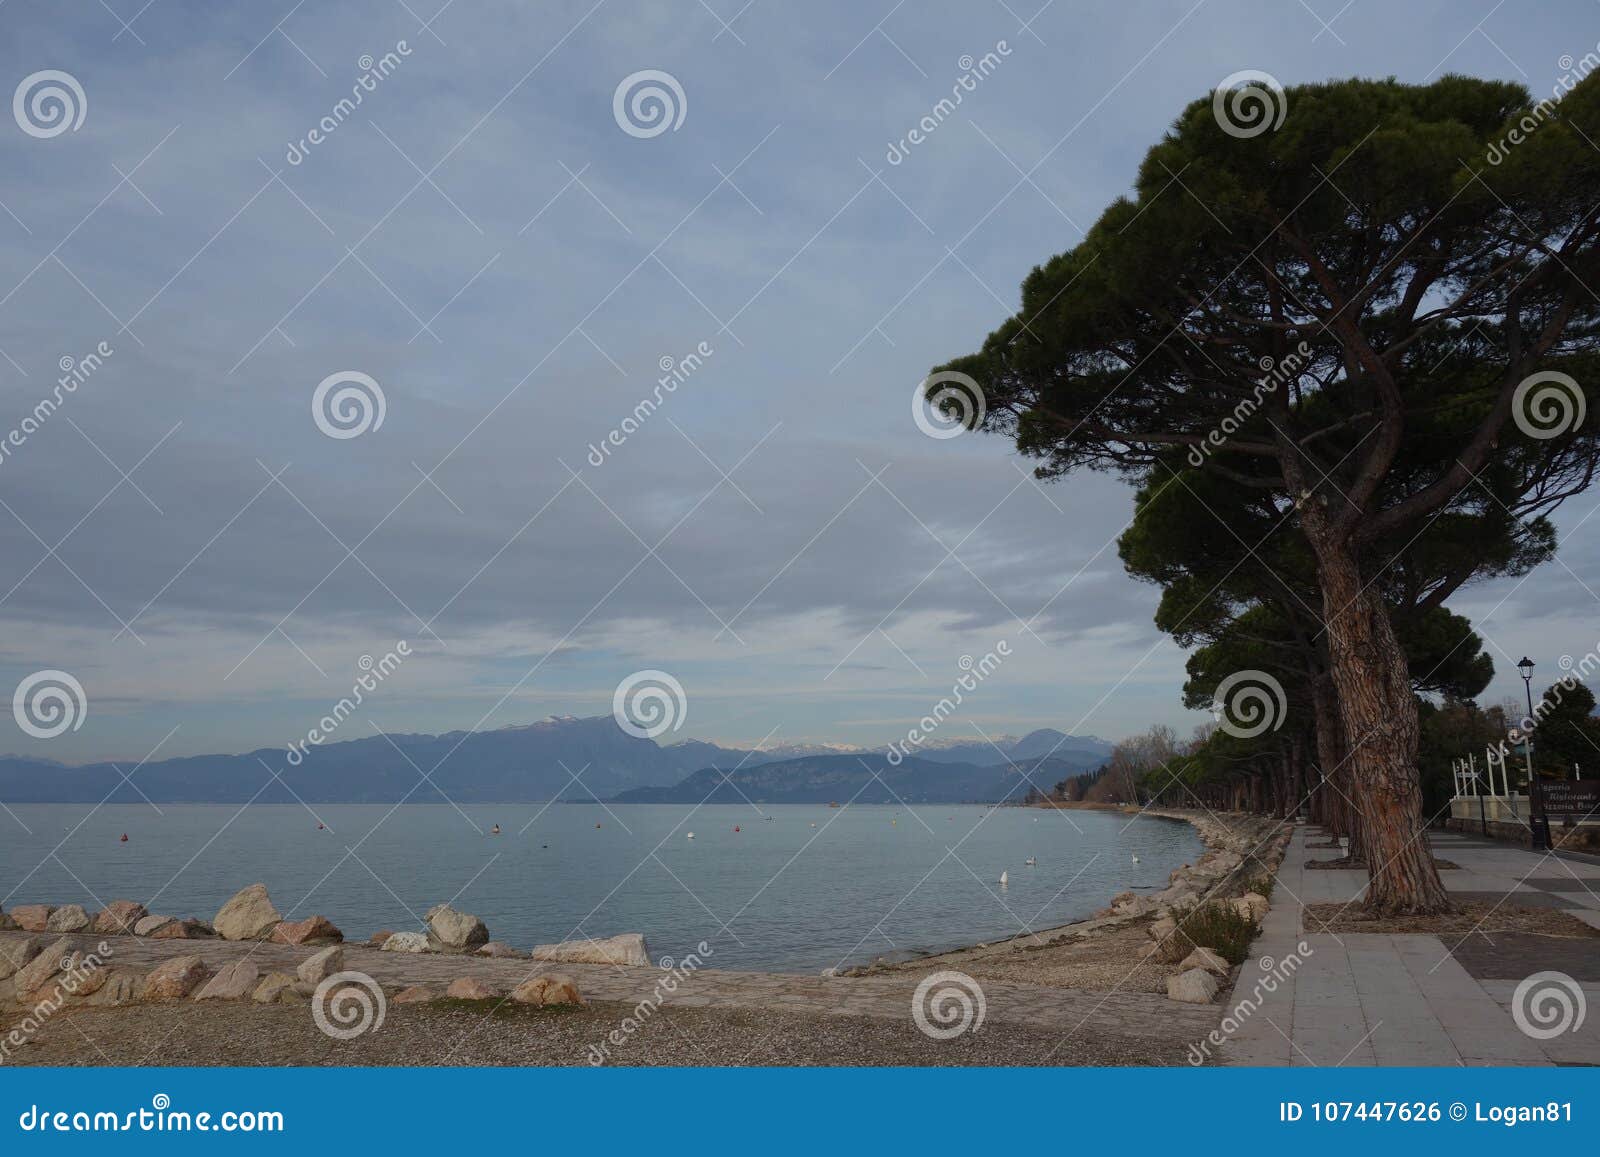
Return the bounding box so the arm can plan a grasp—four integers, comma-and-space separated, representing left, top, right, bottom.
1517, 656, 1549, 849
1518, 656, 1537, 748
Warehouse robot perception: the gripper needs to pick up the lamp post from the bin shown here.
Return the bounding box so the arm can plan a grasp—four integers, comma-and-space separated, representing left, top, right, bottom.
1517, 657, 1537, 779
1517, 656, 1549, 849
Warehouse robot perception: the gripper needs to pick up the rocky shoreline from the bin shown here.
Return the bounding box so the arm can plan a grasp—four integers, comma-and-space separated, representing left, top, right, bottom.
0, 883, 649, 1030
840, 807, 1291, 1006
1, 808, 1289, 1063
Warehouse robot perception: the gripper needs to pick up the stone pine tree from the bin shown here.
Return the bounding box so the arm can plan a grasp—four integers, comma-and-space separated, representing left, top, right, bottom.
1118, 456, 1546, 862
929, 75, 1600, 913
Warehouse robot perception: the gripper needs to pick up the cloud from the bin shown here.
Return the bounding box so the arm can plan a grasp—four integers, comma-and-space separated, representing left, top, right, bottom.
0, 0, 1590, 760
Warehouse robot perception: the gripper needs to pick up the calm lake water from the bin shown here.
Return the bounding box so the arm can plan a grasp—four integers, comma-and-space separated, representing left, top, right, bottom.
0, 804, 1202, 972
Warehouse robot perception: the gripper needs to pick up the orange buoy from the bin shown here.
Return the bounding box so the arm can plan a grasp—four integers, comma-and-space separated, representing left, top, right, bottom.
734, 825, 740, 832
119, 833, 128, 842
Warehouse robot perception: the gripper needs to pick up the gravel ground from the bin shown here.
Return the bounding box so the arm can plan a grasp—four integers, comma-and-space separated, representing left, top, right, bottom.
927, 923, 1176, 994
5, 998, 1201, 1067
1303, 900, 1600, 936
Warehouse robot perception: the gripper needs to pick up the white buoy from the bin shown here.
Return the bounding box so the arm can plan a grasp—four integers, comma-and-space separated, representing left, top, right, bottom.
999, 870, 1009, 886
1131, 854, 1140, 863
1024, 857, 1037, 866
687, 832, 695, 840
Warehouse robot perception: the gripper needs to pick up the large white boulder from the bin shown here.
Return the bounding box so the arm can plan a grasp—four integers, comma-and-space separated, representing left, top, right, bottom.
1179, 947, 1231, 976
1167, 967, 1220, 1004
425, 904, 489, 953
297, 945, 345, 985
45, 904, 91, 933
194, 960, 260, 1001
380, 931, 431, 953
213, 884, 282, 940
529, 932, 650, 967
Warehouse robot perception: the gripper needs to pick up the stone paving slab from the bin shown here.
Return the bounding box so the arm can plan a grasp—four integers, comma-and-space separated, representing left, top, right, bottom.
1223, 824, 1600, 1067
1448, 932, 1600, 981
1523, 878, 1600, 892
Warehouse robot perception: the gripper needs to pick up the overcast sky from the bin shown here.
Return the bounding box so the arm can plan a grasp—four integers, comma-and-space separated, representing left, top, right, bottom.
0, 0, 1595, 764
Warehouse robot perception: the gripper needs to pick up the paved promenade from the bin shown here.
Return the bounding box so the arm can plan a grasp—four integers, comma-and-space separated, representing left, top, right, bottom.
1222, 826, 1600, 1066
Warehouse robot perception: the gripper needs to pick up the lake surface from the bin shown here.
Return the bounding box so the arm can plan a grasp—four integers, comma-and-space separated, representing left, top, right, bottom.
0, 803, 1202, 972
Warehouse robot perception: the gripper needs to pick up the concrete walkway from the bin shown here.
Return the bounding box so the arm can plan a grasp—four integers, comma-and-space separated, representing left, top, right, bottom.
1223, 825, 1600, 1066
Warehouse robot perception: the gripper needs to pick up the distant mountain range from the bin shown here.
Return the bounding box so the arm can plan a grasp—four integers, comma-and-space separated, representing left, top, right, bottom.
0, 717, 1111, 804
612, 752, 1102, 805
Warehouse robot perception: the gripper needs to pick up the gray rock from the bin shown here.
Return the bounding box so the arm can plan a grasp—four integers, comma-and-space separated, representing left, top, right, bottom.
254, 972, 297, 1004
88, 971, 143, 1006
1167, 967, 1220, 1004
445, 977, 503, 1000
92, 900, 148, 935
425, 904, 488, 953
1147, 917, 1178, 944
144, 955, 210, 999
379, 930, 430, 953
297, 945, 344, 985
194, 960, 260, 1001
1179, 947, 1231, 976
133, 914, 179, 937
475, 941, 523, 958
45, 904, 91, 933
0, 935, 43, 981
510, 973, 584, 1006
14, 937, 75, 993
212, 883, 281, 941
529, 932, 649, 967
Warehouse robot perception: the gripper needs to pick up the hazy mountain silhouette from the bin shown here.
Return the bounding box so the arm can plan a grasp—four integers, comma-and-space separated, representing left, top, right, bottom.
0, 716, 1109, 803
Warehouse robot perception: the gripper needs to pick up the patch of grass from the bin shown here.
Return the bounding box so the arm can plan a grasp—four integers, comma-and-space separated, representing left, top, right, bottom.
1170, 900, 1259, 966
1245, 874, 1276, 900
427, 997, 589, 1019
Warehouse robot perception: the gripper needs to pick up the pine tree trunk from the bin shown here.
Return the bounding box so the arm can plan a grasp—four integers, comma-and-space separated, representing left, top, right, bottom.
1310, 670, 1367, 863
1312, 535, 1449, 914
